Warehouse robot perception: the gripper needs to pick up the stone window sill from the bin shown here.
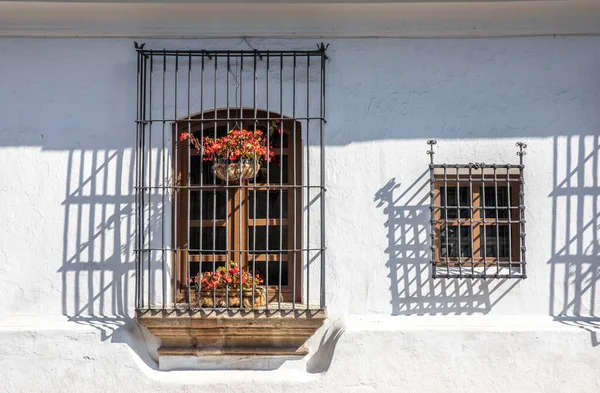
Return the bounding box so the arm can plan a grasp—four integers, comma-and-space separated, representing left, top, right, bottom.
136, 309, 327, 359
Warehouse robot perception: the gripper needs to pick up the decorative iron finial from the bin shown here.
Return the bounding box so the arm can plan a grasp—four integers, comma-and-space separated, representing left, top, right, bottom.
427, 140, 437, 165
516, 142, 527, 165
134, 41, 146, 50
317, 42, 330, 59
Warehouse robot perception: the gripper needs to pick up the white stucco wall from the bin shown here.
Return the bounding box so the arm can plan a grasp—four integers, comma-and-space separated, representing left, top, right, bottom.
1, 35, 599, 392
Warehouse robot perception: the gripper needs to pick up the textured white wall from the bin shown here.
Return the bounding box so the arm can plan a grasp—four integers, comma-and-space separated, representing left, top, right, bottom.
0, 37, 599, 391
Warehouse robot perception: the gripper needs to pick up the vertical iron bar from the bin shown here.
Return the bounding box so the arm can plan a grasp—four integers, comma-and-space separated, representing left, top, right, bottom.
225, 52, 230, 309
305, 53, 310, 310
482, 168, 487, 277
239, 55, 244, 307
252, 50, 257, 309
469, 164, 475, 277
213, 54, 218, 309
517, 142, 527, 278
279, 53, 284, 310
456, 165, 462, 277
173, 53, 179, 307
265, 54, 270, 310
200, 52, 206, 308
427, 141, 436, 278
277, 52, 284, 309
292, 53, 297, 310
161, 50, 166, 310
443, 165, 449, 276
506, 164, 513, 278
494, 165, 500, 276
319, 50, 326, 309
186, 52, 192, 306
148, 54, 153, 308
135, 50, 141, 310
140, 53, 147, 309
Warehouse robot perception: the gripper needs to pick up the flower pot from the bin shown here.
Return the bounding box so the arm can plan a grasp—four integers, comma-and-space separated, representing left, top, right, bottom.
198, 286, 267, 308
213, 159, 261, 183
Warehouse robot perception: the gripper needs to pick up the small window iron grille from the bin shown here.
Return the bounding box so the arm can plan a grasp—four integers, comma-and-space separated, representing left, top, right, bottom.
427, 140, 527, 279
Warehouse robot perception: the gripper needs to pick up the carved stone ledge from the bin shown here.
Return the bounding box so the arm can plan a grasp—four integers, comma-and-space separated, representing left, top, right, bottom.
136, 309, 327, 357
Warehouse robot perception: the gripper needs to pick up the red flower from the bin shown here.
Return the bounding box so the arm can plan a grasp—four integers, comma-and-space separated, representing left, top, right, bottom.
180, 132, 190, 142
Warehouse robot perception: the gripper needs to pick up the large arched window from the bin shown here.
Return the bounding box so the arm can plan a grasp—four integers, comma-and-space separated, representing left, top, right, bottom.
173, 108, 302, 304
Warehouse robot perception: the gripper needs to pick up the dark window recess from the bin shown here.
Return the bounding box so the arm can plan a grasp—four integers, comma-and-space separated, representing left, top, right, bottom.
192, 126, 229, 141
250, 155, 289, 184
248, 225, 288, 251
484, 187, 510, 219
191, 156, 216, 185
270, 131, 289, 148
440, 225, 472, 258
441, 187, 472, 219
190, 191, 227, 220
485, 226, 510, 258
191, 261, 227, 279
189, 226, 227, 253
248, 191, 288, 219
251, 261, 289, 286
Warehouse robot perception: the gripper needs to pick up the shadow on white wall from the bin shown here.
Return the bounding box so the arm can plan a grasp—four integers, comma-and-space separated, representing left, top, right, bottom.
375, 174, 519, 316
550, 135, 600, 344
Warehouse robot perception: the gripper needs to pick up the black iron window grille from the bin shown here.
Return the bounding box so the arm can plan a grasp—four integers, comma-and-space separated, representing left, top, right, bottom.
134, 43, 328, 311
427, 140, 527, 279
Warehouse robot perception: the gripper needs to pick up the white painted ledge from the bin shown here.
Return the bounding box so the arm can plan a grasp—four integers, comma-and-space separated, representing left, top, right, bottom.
344, 314, 596, 332
0, 1, 599, 38
0, 314, 595, 332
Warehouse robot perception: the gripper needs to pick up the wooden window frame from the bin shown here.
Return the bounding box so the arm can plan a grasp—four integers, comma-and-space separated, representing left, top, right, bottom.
432, 174, 522, 268
172, 109, 303, 305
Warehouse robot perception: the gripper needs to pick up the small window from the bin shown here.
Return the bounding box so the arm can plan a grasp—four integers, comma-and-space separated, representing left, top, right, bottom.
427, 141, 527, 279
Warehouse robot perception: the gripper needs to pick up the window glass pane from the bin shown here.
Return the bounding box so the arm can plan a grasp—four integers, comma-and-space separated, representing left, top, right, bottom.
484, 187, 510, 219
440, 225, 472, 258
195, 122, 286, 146
189, 226, 227, 253
190, 261, 227, 278
251, 261, 289, 286
440, 187, 471, 219
191, 191, 227, 220
192, 126, 228, 140
190, 155, 216, 185
248, 191, 288, 219
485, 226, 510, 258
248, 225, 288, 251
267, 129, 289, 148
251, 155, 288, 184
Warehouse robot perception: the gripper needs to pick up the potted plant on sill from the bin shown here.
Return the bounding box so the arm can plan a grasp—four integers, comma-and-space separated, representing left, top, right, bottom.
192, 261, 266, 308
180, 122, 280, 183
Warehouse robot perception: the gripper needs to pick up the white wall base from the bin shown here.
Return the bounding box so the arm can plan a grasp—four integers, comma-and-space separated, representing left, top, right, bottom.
1, 316, 598, 392
159, 355, 307, 371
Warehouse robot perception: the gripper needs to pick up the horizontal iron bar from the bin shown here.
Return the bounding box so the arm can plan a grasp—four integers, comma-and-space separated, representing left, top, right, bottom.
137, 117, 325, 123
432, 219, 524, 224
136, 247, 326, 253
138, 49, 326, 57
432, 273, 526, 279
136, 185, 326, 190
432, 164, 523, 169
432, 205, 522, 209
432, 178, 522, 182
137, 307, 326, 313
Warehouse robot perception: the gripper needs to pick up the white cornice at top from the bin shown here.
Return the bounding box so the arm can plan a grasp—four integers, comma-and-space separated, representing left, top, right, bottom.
0, 0, 595, 2
0, 1, 599, 37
